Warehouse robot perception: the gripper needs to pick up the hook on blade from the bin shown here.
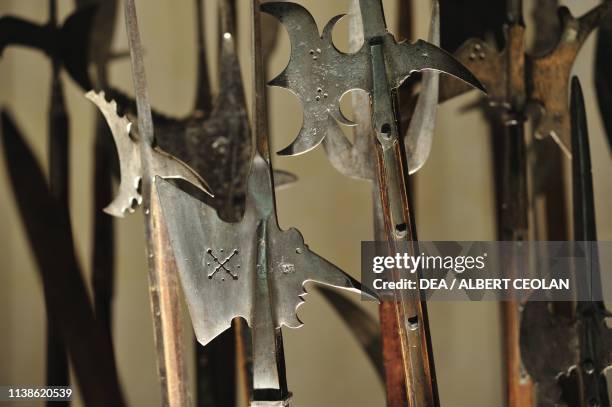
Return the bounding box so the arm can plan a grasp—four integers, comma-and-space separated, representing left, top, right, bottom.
86, 90, 212, 217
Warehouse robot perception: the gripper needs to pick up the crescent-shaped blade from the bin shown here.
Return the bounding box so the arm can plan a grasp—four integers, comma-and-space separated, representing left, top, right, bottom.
86, 90, 141, 217
391, 39, 486, 93
86, 90, 212, 217
150, 146, 212, 197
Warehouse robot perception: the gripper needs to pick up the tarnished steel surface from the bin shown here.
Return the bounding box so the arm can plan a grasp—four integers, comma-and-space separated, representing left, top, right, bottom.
155, 153, 374, 394
155, 156, 369, 345
262, 0, 483, 156
86, 90, 211, 217
440, 2, 612, 156
150, 1, 376, 404
263, 1, 483, 406
322, 0, 441, 178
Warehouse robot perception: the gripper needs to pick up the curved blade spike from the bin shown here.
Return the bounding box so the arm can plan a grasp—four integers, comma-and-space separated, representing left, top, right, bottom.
86, 90, 212, 217
302, 249, 377, 301
322, 14, 346, 41
150, 146, 212, 196
86, 90, 140, 217
391, 39, 485, 93
405, 0, 440, 175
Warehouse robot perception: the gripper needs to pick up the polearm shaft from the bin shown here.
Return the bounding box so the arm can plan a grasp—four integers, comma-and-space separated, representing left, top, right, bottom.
195, 2, 239, 405
495, 1, 535, 404
250, 1, 290, 403
123, 1, 190, 405
371, 60, 438, 407
361, 1, 438, 405
496, 119, 534, 407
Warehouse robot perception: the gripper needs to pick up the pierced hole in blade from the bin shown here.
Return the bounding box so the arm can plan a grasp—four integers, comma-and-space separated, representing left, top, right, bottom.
130, 198, 138, 211
395, 223, 407, 238
407, 315, 419, 330
381, 123, 391, 135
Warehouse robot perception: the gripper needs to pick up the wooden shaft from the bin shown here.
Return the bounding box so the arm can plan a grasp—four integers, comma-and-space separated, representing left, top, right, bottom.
369, 40, 437, 406
498, 21, 534, 407
123, 1, 191, 404
146, 189, 191, 407
375, 141, 437, 407
495, 121, 534, 407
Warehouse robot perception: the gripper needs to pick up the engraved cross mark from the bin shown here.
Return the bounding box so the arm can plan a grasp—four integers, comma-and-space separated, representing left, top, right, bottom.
206, 248, 239, 280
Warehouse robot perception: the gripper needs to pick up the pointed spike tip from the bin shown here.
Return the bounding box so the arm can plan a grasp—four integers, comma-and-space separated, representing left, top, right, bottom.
410, 40, 487, 94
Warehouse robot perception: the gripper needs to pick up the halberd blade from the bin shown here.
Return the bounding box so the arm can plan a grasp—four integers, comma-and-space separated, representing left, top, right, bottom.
86, 90, 212, 217
155, 156, 375, 346
320, 0, 376, 181
263, 1, 484, 156
263, 2, 367, 156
